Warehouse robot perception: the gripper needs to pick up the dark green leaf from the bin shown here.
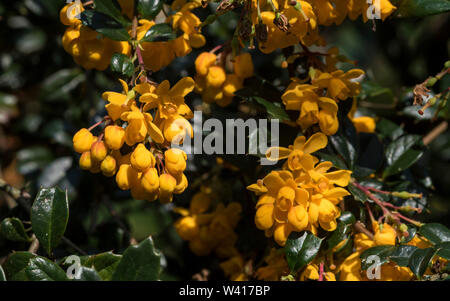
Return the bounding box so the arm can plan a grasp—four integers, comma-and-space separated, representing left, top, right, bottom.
141, 23, 177, 43
329, 134, 356, 169
395, 0, 450, 18
3, 252, 36, 281
112, 237, 161, 281
377, 118, 404, 140
84, 252, 122, 281
385, 135, 422, 166
390, 245, 418, 266
253, 96, 290, 122
80, 10, 130, 41
25, 257, 68, 281
317, 151, 348, 169
383, 149, 423, 178
338, 211, 356, 225
326, 222, 351, 251
348, 183, 368, 203
285, 232, 322, 273
358, 80, 394, 105
0, 265, 6, 281
0, 218, 31, 242
31, 187, 69, 256
137, 0, 164, 20
93, 0, 130, 26
401, 226, 417, 244
435, 241, 450, 260
408, 247, 436, 279
110, 53, 134, 77
419, 223, 450, 244
360, 245, 396, 270
76, 267, 102, 281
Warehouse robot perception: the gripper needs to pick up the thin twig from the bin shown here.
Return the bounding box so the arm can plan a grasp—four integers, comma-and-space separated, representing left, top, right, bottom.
423, 121, 448, 146
354, 221, 374, 240
28, 234, 39, 254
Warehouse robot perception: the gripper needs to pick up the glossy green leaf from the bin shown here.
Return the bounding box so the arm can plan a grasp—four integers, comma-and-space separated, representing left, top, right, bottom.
141, 23, 177, 43
137, 0, 164, 20
394, 0, 450, 18
326, 222, 351, 251
316, 151, 348, 170
112, 237, 161, 281
348, 183, 368, 203
285, 232, 322, 273
0, 265, 6, 281
80, 10, 130, 41
329, 134, 356, 169
3, 252, 36, 281
0, 218, 31, 242
77, 267, 102, 281
383, 149, 423, 178
84, 252, 122, 281
358, 80, 394, 105
408, 247, 436, 279
31, 187, 69, 256
385, 135, 422, 166
338, 211, 356, 225
401, 226, 417, 244
110, 53, 134, 77
419, 223, 450, 244
25, 257, 68, 281
253, 96, 290, 122
93, 0, 130, 26
390, 245, 418, 266
377, 118, 404, 140
360, 245, 396, 270
435, 241, 450, 260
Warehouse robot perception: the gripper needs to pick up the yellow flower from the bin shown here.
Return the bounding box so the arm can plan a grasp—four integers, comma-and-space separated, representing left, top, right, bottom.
79, 152, 92, 170
299, 264, 336, 281
141, 168, 160, 193
195, 52, 217, 77
100, 155, 117, 177
255, 248, 289, 281
60, 3, 84, 26
130, 143, 155, 172
104, 125, 126, 150
115, 164, 134, 190
233, 53, 254, 79
312, 69, 364, 101
121, 103, 164, 145
90, 140, 108, 162
159, 173, 177, 203
352, 116, 376, 133
164, 148, 187, 176
373, 222, 397, 246
206, 66, 227, 88
175, 216, 199, 240
222, 74, 243, 97
73, 128, 95, 153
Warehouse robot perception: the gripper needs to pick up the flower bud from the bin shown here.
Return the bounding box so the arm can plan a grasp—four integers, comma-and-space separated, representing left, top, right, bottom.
73, 128, 95, 153
374, 223, 397, 246
90, 140, 108, 162
141, 168, 160, 193
173, 173, 188, 194
206, 66, 227, 88
104, 125, 125, 150
116, 164, 133, 190
159, 173, 177, 203
175, 216, 199, 240
163, 117, 193, 144
222, 74, 243, 97
189, 34, 206, 48
79, 152, 92, 170
60, 3, 84, 26
195, 52, 217, 76
130, 143, 155, 172
164, 149, 187, 176
100, 155, 117, 177
190, 192, 212, 214
233, 53, 254, 79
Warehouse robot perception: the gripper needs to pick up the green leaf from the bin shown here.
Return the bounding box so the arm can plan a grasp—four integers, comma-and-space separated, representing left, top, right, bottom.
435, 241, 450, 260
408, 247, 436, 279
401, 226, 417, 244
110, 53, 134, 77
390, 245, 418, 266
326, 222, 351, 251
31, 187, 69, 256
338, 211, 356, 225
137, 0, 164, 20
360, 245, 396, 270
385, 135, 422, 166
419, 223, 450, 244
140, 23, 177, 43
329, 133, 356, 169
253, 96, 290, 122
17, 146, 54, 175
77, 267, 102, 281
0, 218, 31, 242
383, 149, 423, 178
394, 0, 450, 18
285, 232, 322, 273
3, 252, 36, 281
0, 265, 6, 281
93, 0, 130, 26
80, 10, 130, 41
112, 237, 162, 281
316, 151, 348, 170
84, 252, 122, 281
358, 80, 394, 105
348, 183, 368, 203
377, 118, 404, 141
25, 257, 68, 281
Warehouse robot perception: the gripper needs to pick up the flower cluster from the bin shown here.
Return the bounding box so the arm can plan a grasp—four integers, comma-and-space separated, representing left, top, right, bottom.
247, 133, 352, 246
60, 3, 131, 70
194, 52, 254, 107
60, 0, 205, 72
73, 77, 196, 202
174, 187, 242, 258
281, 68, 364, 135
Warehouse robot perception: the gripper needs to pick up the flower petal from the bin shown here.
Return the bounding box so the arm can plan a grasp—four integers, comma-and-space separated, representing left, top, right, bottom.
302, 132, 328, 154
168, 77, 195, 98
